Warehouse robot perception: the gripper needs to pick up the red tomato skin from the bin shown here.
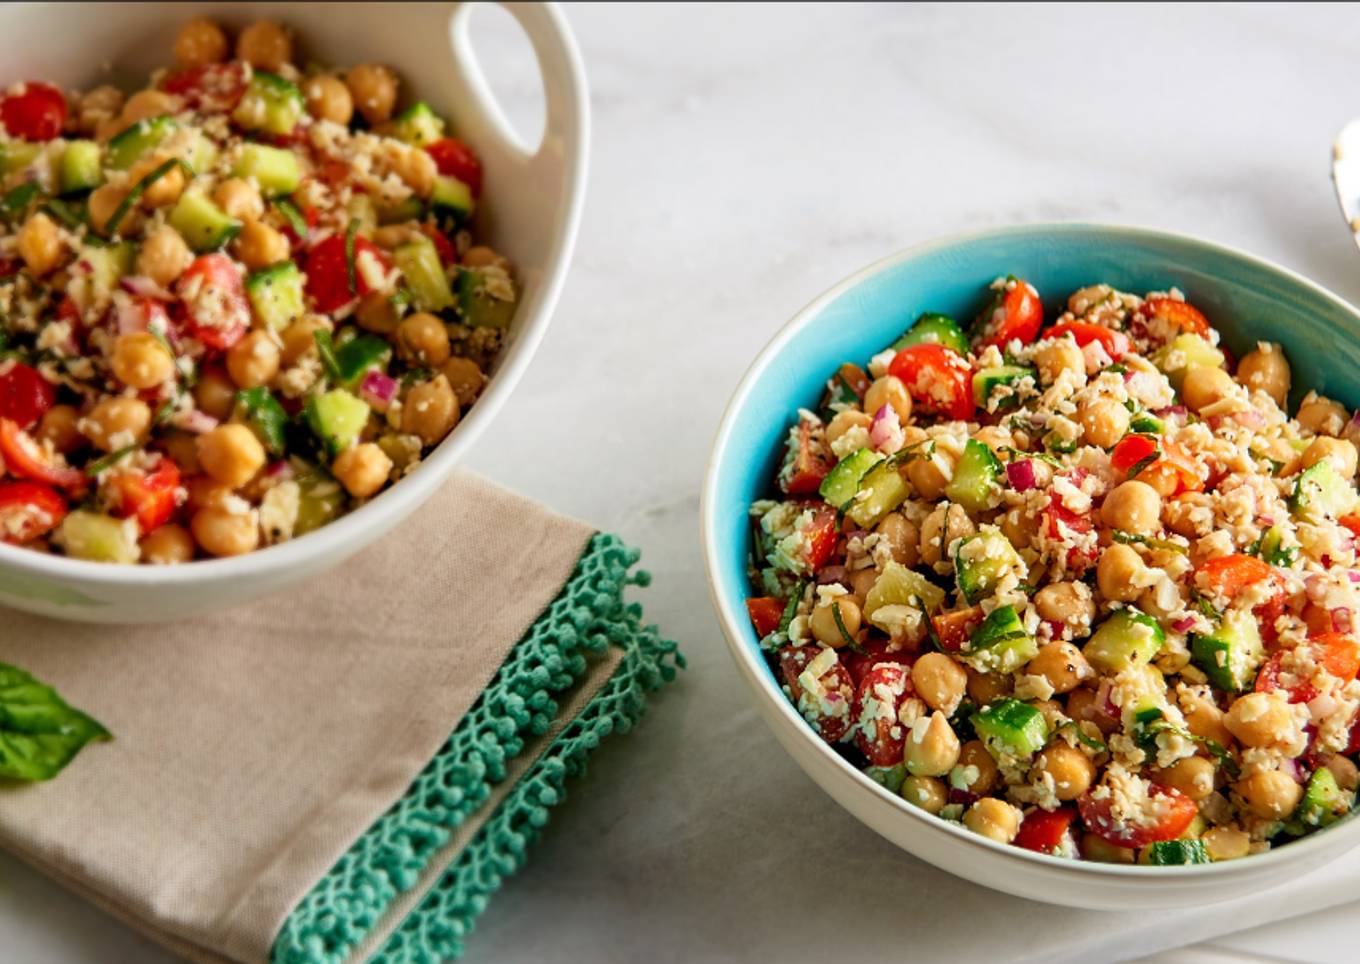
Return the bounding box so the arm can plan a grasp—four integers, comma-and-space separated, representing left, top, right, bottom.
932, 606, 984, 652
778, 645, 855, 742
304, 235, 389, 313
1110, 434, 1159, 476
161, 62, 248, 111
976, 280, 1043, 350
800, 507, 839, 571
843, 638, 911, 688
1015, 807, 1077, 854
853, 663, 913, 766
779, 418, 831, 496
1197, 554, 1285, 633
425, 138, 483, 197
1145, 297, 1211, 337
1042, 495, 1098, 571
0, 361, 56, 429
1255, 652, 1318, 705
420, 224, 459, 266
0, 419, 86, 493
109, 458, 182, 533
746, 597, 784, 638
1, 82, 67, 140
1044, 321, 1131, 362
1078, 784, 1197, 848
888, 344, 975, 421
179, 253, 250, 351
0, 480, 67, 543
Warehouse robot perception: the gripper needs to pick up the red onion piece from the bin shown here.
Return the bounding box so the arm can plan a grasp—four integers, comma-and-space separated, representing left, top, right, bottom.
1006, 459, 1038, 492
869, 403, 901, 452
265, 460, 293, 480
1172, 616, 1196, 633
171, 409, 219, 434
115, 298, 150, 336
119, 274, 175, 300
1345, 411, 1360, 446
1334, 608, 1353, 633
816, 565, 848, 586
1153, 405, 1187, 419
1348, 571, 1360, 584
359, 369, 398, 410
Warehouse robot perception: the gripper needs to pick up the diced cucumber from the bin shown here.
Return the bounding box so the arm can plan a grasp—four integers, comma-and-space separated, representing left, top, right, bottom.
58, 511, 140, 563
232, 71, 304, 135
185, 129, 219, 175
1257, 522, 1295, 567
892, 312, 969, 355
1150, 333, 1225, 392
59, 140, 103, 194
819, 447, 883, 509
431, 174, 475, 223
954, 527, 1025, 604
333, 333, 391, 387
391, 101, 446, 147
0, 182, 41, 223
393, 235, 455, 312
233, 387, 289, 456
245, 260, 304, 332
107, 115, 176, 170
304, 389, 370, 457
863, 560, 946, 620
1083, 607, 1166, 674
943, 438, 1004, 513
292, 461, 345, 535
455, 266, 516, 328
844, 459, 909, 528
972, 698, 1049, 760
378, 196, 425, 225
1190, 610, 1263, 692
168, 189, 242, 253
972, 364, 1036, 411
346, 193, 378, 238
962, 604, 1037, 674
0, 140, 43, 175
69, 242, 134, 314
1129, 413, 1164, 435
1293, 766, 1354, 831
231, 143, 301, 196
1141, 839, 1209, 865
1291, 459, 1357, 521
865, 763, 906, 794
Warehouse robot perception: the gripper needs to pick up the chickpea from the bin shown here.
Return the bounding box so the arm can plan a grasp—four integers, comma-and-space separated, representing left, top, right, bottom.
160, 431, 200, 475
918, 502, 974, 568
1301, 436, 1358, 479
174, 18, 228, 68
123, 90, 182, 127
900, 775, 947, 814
110, 331, 175, 389
440, 356, 486, 407
1082, 832, 1135, 864
17, 212, 65, 276
184, 475, 232, 511
355, 291, 401, 335
875, 512, 919, 567
37, 404, 83, 454
1152, 755, 1216, 802
226, 331, 282, 389
136, 224, 193, 287
402, 374, 459, 445
864, 375, 912, 422
346, 63, 398, 125
303, 74, 353, 125
127, 153, 185, 208
1026, 642, 1091, 695
906, 449, 955, 502
999, 505, 1037, 551
1096, 543, 1146, 602
95, 115, 127, 143
1035, 337, 1085, 385
1034, 581, 1095, 628
848, 567, 877, 599
213, 178, 264, 223
1236, 769, 1303, 820
372, 224, 418, 249
194, 367, 238, 421
1326, 755, 1360, 792
956, 740, 1001, 794
1297, 393, 1349, 437
462, 245, 511, 271
390, 144, 437, 198
1165, 491, 1213, 539
192, 506, 259, 557
82, 398, 151, 451
1067, 687, 1117, 735
396, 312, 451, 366
88, 183, 130, 235
330, 442, 394, 499
1182, 693, 1233, 748
1201, 827, 1250, 862
76, 85, 124, 135
196, 424, 266, 489
911, 653, 967, 715
905, 712, 961, 777
810, 596, 861, 648
236, 21, 293, 71
1224, 692, 1293, 749
280, 315, 332, 366
1034, 743, 1096, 801
963, 797, 1021, 844
233, 220, 290, 270
1236, 343, 1290, 407
965, 668, 1010, 706
972, 425, 1014, 455
140, 523, 195, 564
1101, 480, 1162, 535
1182, 365, 1236, 413
1078, 397, 1130, 449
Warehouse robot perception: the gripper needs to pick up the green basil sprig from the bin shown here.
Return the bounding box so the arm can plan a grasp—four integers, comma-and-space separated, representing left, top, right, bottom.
0, 661, 111, 781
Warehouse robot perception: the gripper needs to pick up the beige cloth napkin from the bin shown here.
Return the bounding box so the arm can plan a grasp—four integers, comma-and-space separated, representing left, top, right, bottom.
0, 470, 601, 963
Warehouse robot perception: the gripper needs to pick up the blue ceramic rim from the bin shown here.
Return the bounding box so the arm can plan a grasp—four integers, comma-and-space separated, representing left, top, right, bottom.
700, 222, 1360, 875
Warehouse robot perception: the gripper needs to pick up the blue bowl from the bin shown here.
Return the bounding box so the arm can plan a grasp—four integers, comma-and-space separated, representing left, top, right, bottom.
700, 223, 1360, 907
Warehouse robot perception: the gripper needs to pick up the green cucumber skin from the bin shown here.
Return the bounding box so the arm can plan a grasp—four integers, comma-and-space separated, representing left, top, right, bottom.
60, 140, 103, 194
168, 191, 242, 253
894, 312, 969, 355
232, 143, 301, 196
393, 101, 447, 147
972, 698, 1048, 759
945, 438, 1003, 512
1144, 839, 1209, 865
107, 116, 175, 170
819, 448, 882, 509
245, 261, 305, 332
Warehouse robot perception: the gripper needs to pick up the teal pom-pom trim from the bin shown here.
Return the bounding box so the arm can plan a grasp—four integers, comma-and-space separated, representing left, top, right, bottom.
271, 533, 682, 964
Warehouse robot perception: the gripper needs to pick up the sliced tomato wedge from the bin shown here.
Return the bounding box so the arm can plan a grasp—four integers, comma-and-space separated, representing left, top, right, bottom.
179, 253, 250, 351
0, 361, 56, 429
932, 606, 984, 652
1044, 321, 1131, 362
778, 645, 855, 743
1197, 554, 1286, 632
1, 82, 67, 141
1110, 434, 1159, 476
1145, 297, 1211, 337
853, 662, 913, 766
974, 278, 1043, 350
107, 458, 182, 533
1042, 491, 1098, 571
746, 596, 784, 638
799, 506, 839, 572
0, 419, 86, 493
1078, 783, 1197, 848
425, 137, 483, 197
1134, 439, 1204, 496
1340, 515, 1360, 541
843, 638, 911, 687
0, 480, 67, 543
888, 344, 974, 421
778, 415, 831, 496
1015, 806, 1077, 855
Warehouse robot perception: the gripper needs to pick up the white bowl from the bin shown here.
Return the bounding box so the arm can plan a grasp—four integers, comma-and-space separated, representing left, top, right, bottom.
0, 2, 589, 622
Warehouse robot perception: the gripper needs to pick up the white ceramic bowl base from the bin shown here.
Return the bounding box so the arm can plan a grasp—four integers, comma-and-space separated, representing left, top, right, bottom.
0, 2, 588, 622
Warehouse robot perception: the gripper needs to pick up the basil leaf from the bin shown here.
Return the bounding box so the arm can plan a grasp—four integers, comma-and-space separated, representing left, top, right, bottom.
0, 662, 110, 781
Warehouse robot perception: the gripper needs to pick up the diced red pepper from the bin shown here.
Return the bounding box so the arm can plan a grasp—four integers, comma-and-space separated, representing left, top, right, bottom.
777, 645, 855, 743
853, 662, 913, 766
1078, 783, 1197, 848
0, 480, 67, 543
0, 419, 86, 493
0, 361, 56, 430
107, 458, 182, 534
746, 596, 784, 638
1044, 321, 1131, 362
0, 82, 67, 141
932, 606, 984, 652
974, 278, 1043, 350
1145, 297, 1211, 337
425, 137, 483, 198
1042, 494, 1098, 570
420, 224, 459, 266
888, 343, 974, 421
1015, 806, 1077, 855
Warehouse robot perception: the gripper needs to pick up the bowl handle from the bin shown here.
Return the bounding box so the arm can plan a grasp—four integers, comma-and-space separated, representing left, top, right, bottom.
447, 1, 590, 164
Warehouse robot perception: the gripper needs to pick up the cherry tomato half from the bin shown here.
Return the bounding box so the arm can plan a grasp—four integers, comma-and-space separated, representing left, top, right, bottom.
0, 361, 56, 430
0, 419, 86, 492
179, 253, 251, 351
425, 138, 483, 198
107, 457, 182, 534
843, 638, 911, 688
853, 662, 913, 766
1015, 806, 1077, 855
799, 506, 840, 572
778, 645, 855, 743
932, 606, 984, 652
1144, 297, 1211, 338
1, 82, 67, 141
746, 596, 784, 638
888, 344, 974, 421
1078, 783, 1197, 848
1044, 321, 1131, 362
0, 480, 67, 544
974, 278, 1043, 350
304, 234, 390, 314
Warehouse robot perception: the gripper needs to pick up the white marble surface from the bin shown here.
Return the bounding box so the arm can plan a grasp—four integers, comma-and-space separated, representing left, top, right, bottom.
7, 3, 1360, 962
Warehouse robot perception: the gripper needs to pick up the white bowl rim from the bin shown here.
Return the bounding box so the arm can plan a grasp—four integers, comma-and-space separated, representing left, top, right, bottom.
700, 220, 1360, 878
0, 1, 591, 589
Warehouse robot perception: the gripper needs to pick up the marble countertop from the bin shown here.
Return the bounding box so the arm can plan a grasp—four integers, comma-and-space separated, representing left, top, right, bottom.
7, 3, 1360, 962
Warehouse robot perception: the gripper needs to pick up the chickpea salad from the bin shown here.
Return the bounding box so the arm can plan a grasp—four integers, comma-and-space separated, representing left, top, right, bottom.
0, 17, 515, 563
747, 276, 1360, 865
